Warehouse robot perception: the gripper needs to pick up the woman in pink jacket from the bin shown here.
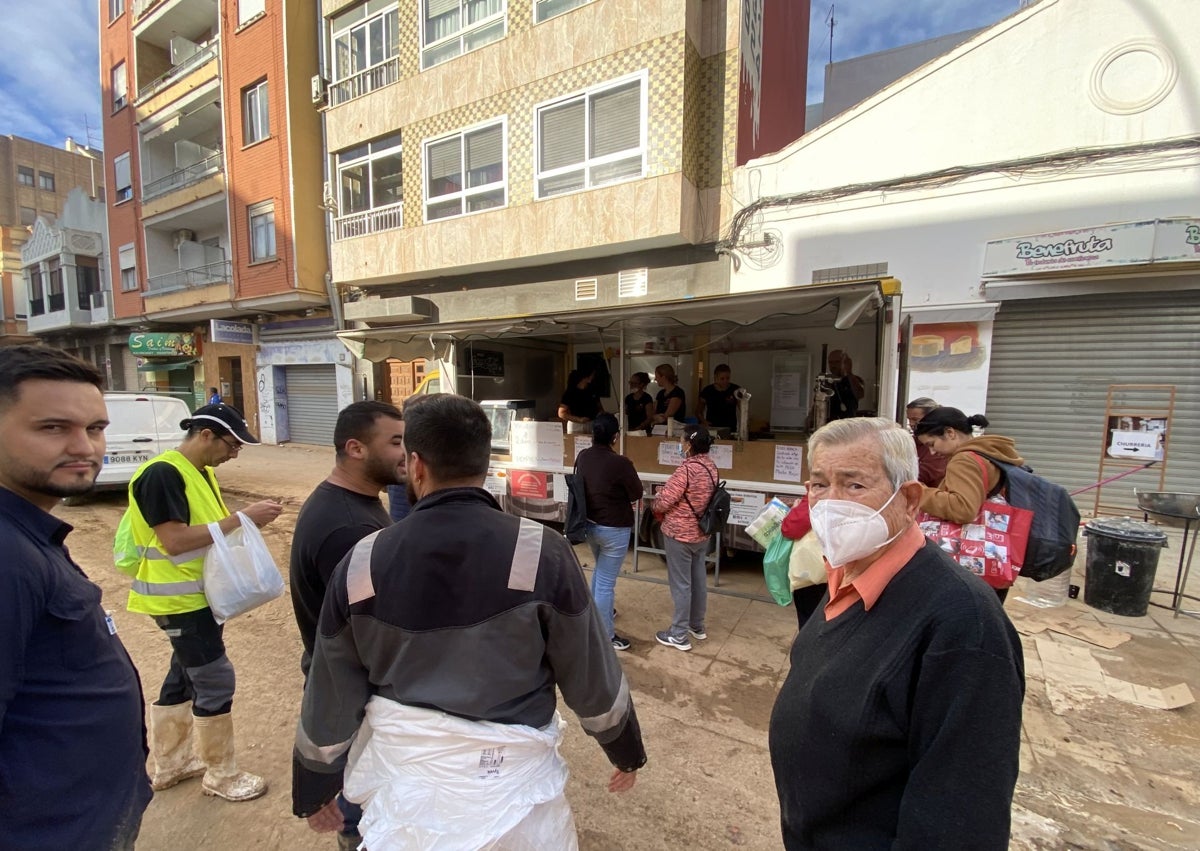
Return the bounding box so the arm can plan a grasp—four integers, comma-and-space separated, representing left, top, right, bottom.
652, 425, 718, 651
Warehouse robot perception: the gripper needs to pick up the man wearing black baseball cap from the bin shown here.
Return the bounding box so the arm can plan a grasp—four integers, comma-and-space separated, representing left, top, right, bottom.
119, 402, 282, 802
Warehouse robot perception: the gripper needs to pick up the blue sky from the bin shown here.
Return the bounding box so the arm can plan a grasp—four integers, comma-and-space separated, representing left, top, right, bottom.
806, 0, 1022, 102
2, 0, 1022, 150
1, 0, 103, 149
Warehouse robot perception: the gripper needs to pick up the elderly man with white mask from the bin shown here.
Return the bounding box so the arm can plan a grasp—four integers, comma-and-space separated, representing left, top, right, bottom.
769, 417, 1024, 850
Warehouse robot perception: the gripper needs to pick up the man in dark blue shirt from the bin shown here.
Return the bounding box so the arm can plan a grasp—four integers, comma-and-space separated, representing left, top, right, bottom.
0, 345, 153, 849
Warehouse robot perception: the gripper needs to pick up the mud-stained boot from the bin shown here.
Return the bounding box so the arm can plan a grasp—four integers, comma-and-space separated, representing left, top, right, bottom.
192, 713, 268, 802
148, 702, 207, 791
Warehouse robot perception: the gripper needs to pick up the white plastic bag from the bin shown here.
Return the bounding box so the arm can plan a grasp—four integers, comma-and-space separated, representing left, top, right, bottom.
203, 512, 284, 624
788, 530, 828, 591
344, 698, 577, 850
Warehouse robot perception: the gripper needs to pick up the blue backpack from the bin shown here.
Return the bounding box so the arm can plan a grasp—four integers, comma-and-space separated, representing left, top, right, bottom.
974, 452, 1080, 582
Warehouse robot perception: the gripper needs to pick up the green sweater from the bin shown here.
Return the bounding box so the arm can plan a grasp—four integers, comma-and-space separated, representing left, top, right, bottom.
769, 540, 1024, 849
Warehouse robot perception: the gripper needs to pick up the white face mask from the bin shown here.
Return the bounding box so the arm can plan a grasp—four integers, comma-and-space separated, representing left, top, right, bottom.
809, 488, 902, 568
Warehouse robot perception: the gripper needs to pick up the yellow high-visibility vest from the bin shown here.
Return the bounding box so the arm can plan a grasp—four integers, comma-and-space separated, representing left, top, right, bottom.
123, 450, 228, 616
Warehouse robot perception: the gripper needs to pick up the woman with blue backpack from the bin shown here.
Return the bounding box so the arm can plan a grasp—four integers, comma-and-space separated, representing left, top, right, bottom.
913, 407, 1025, 600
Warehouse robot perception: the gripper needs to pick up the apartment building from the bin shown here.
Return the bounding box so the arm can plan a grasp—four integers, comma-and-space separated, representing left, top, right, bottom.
0, 135, 104, 344
19, 189, 137, 391
100, 0, 341, 435
319, 0, 808, 424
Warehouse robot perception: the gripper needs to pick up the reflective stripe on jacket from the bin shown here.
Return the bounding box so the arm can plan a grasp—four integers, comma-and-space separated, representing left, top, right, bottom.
125, 450, 229, 616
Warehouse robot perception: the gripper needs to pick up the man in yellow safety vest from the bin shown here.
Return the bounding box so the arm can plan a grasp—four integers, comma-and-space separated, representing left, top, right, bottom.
121, 403, 282, 801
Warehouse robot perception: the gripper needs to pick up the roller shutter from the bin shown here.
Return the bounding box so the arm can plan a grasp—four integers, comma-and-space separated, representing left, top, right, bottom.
986, 290, 1200, 514
283, 365, 339, 446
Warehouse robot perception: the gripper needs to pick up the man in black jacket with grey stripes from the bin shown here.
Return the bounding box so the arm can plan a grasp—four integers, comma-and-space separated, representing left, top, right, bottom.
293, 394, 645, 843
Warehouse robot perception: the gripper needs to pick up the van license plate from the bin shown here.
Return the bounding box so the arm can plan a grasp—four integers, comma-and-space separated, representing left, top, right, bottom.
105, 454, 147, 465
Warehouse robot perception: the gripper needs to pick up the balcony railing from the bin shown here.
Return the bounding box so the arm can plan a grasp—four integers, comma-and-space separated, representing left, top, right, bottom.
28, 298, 44, 317
335, 201, 404, 241
48, 293, 65, 312
330, 58, 400, 107
90, 291, 107, 310
76, 287, 99, 311
133, 0, 165, 19
143, 153, 223, 199
137, 40, 219, 101
146, 260, 231, 295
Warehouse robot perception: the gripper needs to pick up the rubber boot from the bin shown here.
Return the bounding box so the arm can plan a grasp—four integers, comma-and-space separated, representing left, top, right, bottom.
192, 713, 268, 802
148, 702, 207, 791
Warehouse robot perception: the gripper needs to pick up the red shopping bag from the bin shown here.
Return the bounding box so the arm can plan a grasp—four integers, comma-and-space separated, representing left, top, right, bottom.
917, 495, 1033, 590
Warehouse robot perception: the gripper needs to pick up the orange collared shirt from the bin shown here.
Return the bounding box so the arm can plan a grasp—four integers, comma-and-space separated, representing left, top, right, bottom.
823, 524, 926, 621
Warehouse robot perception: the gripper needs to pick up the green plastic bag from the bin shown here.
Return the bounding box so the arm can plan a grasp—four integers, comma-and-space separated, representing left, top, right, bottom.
763, 528, 794, 606
113, 507, 142, 578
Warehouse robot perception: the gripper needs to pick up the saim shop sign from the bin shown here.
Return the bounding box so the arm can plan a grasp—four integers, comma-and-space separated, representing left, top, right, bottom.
128, 332, 198, 356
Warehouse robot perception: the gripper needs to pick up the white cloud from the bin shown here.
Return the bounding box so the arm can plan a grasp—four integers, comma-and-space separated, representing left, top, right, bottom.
0, 0, 102, 147
807, 0, 1022, 101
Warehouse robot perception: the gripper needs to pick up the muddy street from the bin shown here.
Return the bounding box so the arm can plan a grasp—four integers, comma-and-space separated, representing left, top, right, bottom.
53, 443, 1200, 850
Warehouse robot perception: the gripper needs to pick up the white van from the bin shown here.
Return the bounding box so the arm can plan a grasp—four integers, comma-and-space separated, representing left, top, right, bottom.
95, 392, 192, 491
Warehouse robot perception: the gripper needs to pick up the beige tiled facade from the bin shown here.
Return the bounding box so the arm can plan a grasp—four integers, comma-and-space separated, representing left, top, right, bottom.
324, 0, 743, 287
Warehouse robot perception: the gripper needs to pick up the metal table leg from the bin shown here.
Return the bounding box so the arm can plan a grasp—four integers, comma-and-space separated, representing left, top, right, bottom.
1173, 519, 1199, 619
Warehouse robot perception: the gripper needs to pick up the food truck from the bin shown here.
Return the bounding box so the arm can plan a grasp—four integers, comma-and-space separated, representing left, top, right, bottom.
339, 278, 905, 562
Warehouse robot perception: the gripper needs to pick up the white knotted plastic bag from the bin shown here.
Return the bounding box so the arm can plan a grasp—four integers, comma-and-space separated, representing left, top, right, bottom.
344, 698, 577, 851
203, 512, 284, 624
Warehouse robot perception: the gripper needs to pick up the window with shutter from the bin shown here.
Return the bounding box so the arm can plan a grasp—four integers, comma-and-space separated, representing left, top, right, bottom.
423, 119, 507, 221
534, 0, 592, 23
331, 1, 400, 86
248, 201, 276, 262
535, 73, 644, 199
421, 0, 506, 69
119, 244, 138, 292
114, 153, 133, 203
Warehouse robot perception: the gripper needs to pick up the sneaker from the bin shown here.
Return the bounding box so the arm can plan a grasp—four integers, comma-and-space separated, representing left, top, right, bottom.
688, 628, 707, 641
655, 630, 692, 651
611, 634, 631, 651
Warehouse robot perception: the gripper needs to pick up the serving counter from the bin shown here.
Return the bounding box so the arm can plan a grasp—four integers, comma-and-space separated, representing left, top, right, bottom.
487, 432, 810, 554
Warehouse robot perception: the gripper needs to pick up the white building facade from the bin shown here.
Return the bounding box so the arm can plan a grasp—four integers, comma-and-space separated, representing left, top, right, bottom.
730, 0, 1200, 509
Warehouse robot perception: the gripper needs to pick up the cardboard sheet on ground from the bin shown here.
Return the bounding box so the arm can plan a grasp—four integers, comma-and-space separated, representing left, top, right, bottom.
1034, 637, 1194, 711
1007, 604, 1131, 649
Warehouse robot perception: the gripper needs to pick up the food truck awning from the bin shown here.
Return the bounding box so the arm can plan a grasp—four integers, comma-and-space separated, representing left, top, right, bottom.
337, 280, 894, 362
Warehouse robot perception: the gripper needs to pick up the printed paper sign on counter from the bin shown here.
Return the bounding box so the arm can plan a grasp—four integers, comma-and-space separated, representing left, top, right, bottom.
573, 436, 590, 461
509, 469, 548, 498
727, 490, 766, 526
484, 468, 507, 497
552, 473, 568, 503
657, 441, 683, 467
510, 421, 566, 468
709, 444, 733, 469
774, 445, 804, 482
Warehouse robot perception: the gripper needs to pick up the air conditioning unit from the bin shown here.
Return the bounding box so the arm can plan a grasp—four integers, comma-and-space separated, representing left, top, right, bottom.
311, 74, 327, 105
172, 229, 196, 248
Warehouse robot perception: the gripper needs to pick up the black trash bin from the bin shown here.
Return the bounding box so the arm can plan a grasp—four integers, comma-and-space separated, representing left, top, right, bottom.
1082, 518, 1168, 617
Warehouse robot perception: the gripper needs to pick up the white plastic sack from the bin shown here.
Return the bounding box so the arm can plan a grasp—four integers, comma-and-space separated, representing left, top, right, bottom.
788, 530, 828, 591
344, 697, 577, 851
203, 512, 284, 624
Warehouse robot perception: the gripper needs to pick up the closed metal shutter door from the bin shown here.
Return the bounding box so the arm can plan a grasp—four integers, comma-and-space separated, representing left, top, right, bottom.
986, 290, 1200, 514
284, 365, 339, 446
120, 348, 140, 392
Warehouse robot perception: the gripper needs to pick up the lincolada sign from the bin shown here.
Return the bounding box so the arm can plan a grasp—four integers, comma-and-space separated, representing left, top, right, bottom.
982, 218, 1200, 277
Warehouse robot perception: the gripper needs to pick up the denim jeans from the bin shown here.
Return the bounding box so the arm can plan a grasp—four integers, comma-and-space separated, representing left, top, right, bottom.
664, 536, 709, 639
587, 522, 631, 640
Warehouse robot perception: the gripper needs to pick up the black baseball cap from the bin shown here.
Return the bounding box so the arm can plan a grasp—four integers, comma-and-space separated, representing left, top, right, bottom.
183, 403, 261, 445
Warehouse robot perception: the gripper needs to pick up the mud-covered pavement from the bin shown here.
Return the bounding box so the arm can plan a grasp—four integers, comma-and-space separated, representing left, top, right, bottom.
56, 442, 1200, 849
